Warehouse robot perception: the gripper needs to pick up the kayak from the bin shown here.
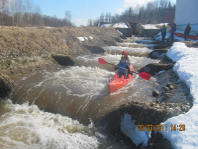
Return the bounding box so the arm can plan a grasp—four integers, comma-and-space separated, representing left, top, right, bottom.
109, 74, 133, 93
109, 64, 134, 93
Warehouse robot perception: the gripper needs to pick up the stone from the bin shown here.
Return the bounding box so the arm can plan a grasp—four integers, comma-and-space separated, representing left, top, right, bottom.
167, 83, 175, 90
152, 89, 160, 97
0, 73, 14, 98
139, 63, 174, 76
149, 50, 168, 59
52, 55, 75, 66
163, 86, 170, 92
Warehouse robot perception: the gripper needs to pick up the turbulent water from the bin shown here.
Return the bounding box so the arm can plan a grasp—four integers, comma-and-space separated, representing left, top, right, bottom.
0, 100, 100, 149
1, 37, 160, 149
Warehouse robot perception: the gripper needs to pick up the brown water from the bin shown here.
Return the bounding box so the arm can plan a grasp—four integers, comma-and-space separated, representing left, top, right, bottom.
0, 37, 160, 149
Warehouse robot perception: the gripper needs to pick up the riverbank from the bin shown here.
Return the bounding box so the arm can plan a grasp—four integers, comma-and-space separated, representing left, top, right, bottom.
0, 26, 121, 77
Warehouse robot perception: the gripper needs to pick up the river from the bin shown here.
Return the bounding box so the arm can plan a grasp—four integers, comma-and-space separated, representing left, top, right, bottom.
0, 37, 160, 149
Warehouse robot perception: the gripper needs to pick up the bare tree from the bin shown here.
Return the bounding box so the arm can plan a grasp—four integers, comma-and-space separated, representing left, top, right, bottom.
0, 0, 73, 27
94, 0, 175, 25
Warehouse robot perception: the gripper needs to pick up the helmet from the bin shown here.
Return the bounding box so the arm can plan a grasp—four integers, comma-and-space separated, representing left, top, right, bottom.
122, 51, 127, 56
122, 51, 128, 59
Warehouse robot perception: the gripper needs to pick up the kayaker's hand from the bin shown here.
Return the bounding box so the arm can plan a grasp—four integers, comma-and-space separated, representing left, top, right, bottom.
129, 71, 134, 75
114, 65, 119, 70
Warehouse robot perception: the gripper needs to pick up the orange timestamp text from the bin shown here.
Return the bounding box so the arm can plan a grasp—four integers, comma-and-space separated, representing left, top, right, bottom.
137, 124, 186, 132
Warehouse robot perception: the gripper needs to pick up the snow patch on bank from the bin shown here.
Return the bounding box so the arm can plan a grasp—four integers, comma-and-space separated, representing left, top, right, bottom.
113, 23, 128, 28
142, 23, 168, 30
161, 42, 198, 149
77, 36, 94, 42
121, 113, 150, 147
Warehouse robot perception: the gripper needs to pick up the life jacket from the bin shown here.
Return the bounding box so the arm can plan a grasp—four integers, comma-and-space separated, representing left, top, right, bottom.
118, 60, 128, 73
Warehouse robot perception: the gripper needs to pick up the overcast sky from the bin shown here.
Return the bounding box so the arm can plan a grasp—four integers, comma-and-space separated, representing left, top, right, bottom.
33, 0, 176, 26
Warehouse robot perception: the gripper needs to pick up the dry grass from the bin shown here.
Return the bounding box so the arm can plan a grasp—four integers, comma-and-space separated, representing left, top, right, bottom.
0, 26, 117, 59
0, 26, 120, 74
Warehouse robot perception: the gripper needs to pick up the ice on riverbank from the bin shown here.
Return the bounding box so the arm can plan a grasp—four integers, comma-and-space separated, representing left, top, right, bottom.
161, 42, 198, 149
121, 114, 151, 147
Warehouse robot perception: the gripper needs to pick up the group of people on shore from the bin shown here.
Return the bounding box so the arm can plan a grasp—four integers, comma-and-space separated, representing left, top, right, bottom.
161, 23, 191, 42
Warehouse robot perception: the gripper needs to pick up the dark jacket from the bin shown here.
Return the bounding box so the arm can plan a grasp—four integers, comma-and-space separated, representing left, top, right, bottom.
171, 23, 176, 33
184, 25, 191, 34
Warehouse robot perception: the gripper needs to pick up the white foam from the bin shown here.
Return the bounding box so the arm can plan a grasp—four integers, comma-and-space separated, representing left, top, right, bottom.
75, 54, 159, 68
34, 66, 113, 98
104, 46, 151, 55
0, 101, 99, 149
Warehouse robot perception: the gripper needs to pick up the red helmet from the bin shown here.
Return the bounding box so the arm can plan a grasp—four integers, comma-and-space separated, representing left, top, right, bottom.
122, 51, 128, 58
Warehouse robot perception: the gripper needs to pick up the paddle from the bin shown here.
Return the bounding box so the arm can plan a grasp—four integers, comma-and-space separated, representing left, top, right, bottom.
98, 58, 151, 80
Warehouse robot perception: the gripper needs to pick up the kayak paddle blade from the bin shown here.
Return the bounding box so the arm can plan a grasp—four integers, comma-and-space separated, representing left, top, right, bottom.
139, 72, 151, 80
98, 58, 107, 65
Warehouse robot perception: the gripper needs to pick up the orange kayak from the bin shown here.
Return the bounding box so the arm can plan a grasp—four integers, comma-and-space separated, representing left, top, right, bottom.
109, 64, 134, 93
109, 74, 133, 93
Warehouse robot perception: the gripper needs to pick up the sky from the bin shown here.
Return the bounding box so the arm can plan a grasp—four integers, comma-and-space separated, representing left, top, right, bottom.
33, 0, 176, 26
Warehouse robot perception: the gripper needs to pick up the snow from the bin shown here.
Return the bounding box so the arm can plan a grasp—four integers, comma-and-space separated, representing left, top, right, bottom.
113, 23, 128, 28
77, 37, 85, 42
142, 23, 168, 30
142, 24, 158, 29
121, 114, 151, 147
161, 42, 198, 149
89, 36, 93, 40
77, 36, 94, 42
100, 24, 112, 28
116, 30, 123, 35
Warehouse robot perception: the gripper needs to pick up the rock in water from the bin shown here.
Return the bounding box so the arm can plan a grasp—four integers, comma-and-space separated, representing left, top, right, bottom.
52, 55, 75, 66
152, 89, 160, 97
0, 73, 13, 98
139, 63, 174, 76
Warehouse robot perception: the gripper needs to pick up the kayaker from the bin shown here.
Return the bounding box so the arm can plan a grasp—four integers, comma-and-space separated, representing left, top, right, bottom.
116, 55, 129, 78
122, 51, 133, 74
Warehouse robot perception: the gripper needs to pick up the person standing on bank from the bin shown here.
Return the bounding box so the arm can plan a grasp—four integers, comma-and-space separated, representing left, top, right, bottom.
170, 23, 176, 42
161, 25, 167, 41
184, 24, 191, 41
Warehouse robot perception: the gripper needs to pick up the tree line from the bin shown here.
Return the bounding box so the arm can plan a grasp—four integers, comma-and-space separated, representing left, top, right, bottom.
0, 0, 73, 27
91, 0, 175, 26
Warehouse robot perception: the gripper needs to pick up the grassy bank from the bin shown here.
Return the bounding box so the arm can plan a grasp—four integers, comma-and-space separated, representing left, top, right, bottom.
0, 26, 120, 75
